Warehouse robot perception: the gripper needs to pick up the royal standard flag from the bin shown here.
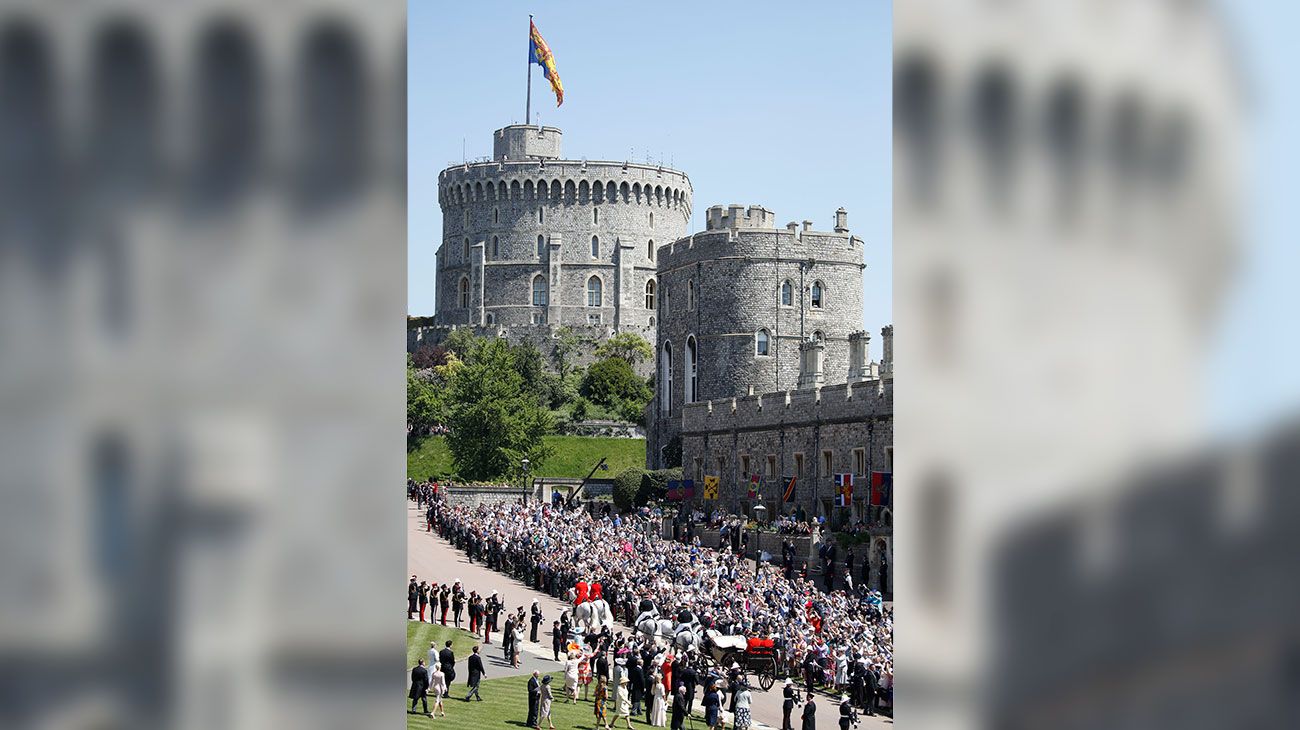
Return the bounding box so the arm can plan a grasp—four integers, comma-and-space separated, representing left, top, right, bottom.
702, 475, 719, 500
747, 473, 761, 499
834, 473, 854, 507
529, 20, 564, 106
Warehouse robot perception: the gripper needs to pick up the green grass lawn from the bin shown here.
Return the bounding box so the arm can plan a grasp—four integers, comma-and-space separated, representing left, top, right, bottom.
408, 436, 646, 482
406, 673, 645, 730
407, 621, 483, 669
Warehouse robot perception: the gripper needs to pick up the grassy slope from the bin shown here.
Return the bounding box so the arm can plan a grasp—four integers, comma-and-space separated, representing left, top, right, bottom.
406, 621, 482, 669
406, 672, 622, 730
408, 436, 645, 481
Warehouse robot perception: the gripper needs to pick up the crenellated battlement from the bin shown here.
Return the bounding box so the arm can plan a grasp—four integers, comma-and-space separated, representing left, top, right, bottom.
681, 378, 892, 434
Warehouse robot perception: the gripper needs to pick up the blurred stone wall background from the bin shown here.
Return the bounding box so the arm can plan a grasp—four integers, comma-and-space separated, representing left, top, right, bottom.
0, 2, 405, 729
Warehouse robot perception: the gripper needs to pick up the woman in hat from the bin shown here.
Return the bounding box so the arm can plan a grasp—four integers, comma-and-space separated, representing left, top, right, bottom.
703, 680, 722, 730
563, 650, 581, 704
537, 675, 556, 730
734, 682, 752, 730
609, 674, 633, 729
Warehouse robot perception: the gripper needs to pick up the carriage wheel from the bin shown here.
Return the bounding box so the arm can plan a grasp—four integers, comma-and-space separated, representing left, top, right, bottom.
757, 659, 776, 692
720, 651, 738, 672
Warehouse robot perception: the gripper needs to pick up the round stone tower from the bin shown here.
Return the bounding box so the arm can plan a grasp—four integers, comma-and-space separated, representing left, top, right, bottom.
434, 125, 692, 353
648, 205, 866, 468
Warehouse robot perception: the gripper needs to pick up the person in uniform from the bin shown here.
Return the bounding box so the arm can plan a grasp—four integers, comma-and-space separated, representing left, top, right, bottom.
783, 678, 798, 730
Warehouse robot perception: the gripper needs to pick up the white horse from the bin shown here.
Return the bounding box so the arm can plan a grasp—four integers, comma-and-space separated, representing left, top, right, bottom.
575, 598, 612, 632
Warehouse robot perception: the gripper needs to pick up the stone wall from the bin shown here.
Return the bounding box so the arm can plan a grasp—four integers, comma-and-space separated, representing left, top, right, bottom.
442, 484, 537, 508
677, 379, 893, 520
434, 128, 692, 339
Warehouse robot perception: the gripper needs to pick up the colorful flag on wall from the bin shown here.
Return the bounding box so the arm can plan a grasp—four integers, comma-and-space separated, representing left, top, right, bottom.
870, 472, 892, 506
529, 20, 564, 106
747, 473, 761, 499
834, 473, 854, 507
781, 475, 797, 503
702, 475, 719, 500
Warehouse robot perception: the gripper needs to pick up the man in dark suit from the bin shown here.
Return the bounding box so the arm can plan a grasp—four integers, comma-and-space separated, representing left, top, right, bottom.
439, 640, 457, 690
530, 600, 544, 642
503, 615, 516, 660
680, 659, 698, 712
628, 655, 645, 716
464, 645, 486, 701
551, 620, 564, 661
527, 670, 542, 727
409, 659, 431, 716
802, 696, 817, 730
671, 686, 688, 730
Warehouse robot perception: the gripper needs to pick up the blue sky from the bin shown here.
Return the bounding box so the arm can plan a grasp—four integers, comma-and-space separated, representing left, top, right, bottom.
1206, 1, 1300, 434
408, 1, 1297, 432
408, 0, 893, 360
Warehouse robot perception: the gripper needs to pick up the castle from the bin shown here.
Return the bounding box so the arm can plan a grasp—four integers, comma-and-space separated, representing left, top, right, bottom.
647, 204, 893, 561
422, 128, 894, 558
414, 124, 691, 373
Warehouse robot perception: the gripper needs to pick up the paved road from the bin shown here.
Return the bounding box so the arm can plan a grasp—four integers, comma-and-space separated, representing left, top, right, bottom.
408, 503, 893, 728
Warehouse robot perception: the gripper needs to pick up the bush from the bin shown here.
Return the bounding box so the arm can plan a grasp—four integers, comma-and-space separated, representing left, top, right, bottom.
581, 357, 652, 410
613, 468, 643, 511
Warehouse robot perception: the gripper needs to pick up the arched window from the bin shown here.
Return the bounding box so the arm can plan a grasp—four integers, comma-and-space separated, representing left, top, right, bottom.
462, 237, 470, 261
536, 234, 546, 257
645, 279, 656, 309
649, 211, 654, 228
811, 281, 824, 308
587, 276, 602, 307
648, 240, 655, 261
532, 275, 547, 306
458, 277, 470, 308
485, 312, 496, 325
593, 207, 599, 224
685, 336, 698, 404
591, 235, 599, 258
538, 207, 544, 223
756, 329, 771, 356
494, 207, 500, 223
813, 330, 825, 343
648, 316, 656, 327
464, 210, 469, 227
780, 280, 794, 307
687, 279, 696, 311
660, 343, 673, 414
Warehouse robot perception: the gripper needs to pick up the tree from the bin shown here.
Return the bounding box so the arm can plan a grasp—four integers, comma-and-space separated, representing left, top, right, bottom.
407, 361, 444, 448
442, 327, 479, 358
411, 344, 449, 370
445, 337, 554, 480
551, 326, 592, 380
581, 357, 652, 410
594, 332, 653, 366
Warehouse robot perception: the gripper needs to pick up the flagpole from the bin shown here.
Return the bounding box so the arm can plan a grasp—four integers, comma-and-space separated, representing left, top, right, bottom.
525, 15, 533, 125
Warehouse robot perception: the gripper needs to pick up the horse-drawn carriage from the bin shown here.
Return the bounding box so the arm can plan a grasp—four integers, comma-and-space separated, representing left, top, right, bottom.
703, 631, 783, 690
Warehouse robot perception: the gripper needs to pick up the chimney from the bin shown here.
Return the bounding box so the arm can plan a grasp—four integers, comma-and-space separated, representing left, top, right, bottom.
881, 325, 894, 378
834, 207, 849, 232
786, 222, 799, 234
802, 220, 813, 233
848, 330, 871, 381
797, 337, 826, 390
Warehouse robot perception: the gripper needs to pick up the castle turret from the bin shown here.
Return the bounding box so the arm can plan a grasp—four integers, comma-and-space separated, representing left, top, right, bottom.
848, 330, 872, 381
880, 324, 893, 378
493, 124, 563, 161
797, 337, 826, 389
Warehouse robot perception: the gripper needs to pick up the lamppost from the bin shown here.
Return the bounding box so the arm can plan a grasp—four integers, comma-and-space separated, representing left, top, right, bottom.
521, 457, 531, 504
752, 503, 767, 577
